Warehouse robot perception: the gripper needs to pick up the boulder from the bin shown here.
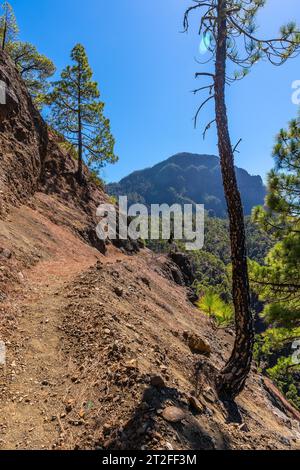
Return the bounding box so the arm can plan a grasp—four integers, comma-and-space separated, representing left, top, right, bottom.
168, 251, 196, 286
0, 247, 12, 259
162, 406, 185, 423
150, 375, 166, 389
183, 331, 211, 355
189, 395, 204, 413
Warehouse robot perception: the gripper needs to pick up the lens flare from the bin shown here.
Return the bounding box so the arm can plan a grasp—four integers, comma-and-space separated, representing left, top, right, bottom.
199, 32, 212, 55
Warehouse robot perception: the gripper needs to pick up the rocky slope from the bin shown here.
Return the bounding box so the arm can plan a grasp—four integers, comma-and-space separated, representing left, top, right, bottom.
107, 153, 266, 217
0, 51, 299, 450
0, 52, 108, 250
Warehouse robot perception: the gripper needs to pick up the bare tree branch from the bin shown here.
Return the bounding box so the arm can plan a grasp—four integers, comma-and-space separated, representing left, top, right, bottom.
193, 94, 215, 128
202, 118, 216, 139
233, 138, 242, 154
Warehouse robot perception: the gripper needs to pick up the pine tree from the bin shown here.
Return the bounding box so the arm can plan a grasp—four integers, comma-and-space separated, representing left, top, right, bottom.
48, 44, 117, 181
0, 3, 55, 106
253, 118, 300, 239
251, 117, 300, 327
8, 41, 55, 107
250, 117, 300, 410
184, 0, 300, 398
0, 1, 18, 51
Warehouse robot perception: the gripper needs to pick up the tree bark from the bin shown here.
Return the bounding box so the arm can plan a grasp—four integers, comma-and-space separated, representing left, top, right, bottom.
1, 11, 7, 51
77, 111, 83, 181
77, 70, 83, 182
214, 0, 254, 398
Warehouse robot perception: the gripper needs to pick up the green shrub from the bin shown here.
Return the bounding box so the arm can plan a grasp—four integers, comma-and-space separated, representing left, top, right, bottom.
58, 141, 78, 160
267, 357, 300, 410
108, 194, 118, 205
196, 288, 234, 328
259, 327, 300, 356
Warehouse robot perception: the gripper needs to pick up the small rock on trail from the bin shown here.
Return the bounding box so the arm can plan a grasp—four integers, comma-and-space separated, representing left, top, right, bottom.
162, 406, 186, 423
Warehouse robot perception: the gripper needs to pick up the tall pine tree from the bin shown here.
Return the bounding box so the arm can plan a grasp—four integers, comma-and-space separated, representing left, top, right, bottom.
251, 117, 300, 328
0, 1, 18, 51
184, 0, 300, 398
48, 44, 117, 181
250, 117, 300, 410
0, 2, 55, 106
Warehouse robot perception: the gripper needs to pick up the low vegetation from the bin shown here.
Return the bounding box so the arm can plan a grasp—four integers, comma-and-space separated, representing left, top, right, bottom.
196, 288, 234, 328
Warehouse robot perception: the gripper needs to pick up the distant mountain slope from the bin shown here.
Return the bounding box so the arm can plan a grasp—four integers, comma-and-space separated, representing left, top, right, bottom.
107, 153, 266, 217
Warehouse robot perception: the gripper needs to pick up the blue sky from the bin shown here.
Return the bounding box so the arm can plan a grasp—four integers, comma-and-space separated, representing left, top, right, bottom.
11, 0, 300, 183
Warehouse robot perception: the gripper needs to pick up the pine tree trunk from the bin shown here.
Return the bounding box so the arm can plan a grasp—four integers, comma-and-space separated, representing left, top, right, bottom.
1, 13, 7, 51
77, 74, 83, 182
77, 115, 83, 182
214, 0, 254, 398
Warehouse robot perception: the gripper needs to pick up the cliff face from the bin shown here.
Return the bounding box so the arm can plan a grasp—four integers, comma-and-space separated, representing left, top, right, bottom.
0, 52, 48, 215
0, 52, 142, 258
0, 52, 113, 256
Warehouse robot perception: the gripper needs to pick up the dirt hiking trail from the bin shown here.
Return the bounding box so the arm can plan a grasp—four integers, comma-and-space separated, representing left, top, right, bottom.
0, 209, 124, 449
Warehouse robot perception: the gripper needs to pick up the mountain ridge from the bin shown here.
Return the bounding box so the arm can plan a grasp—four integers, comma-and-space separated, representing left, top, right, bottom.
107, 152, 266, 217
